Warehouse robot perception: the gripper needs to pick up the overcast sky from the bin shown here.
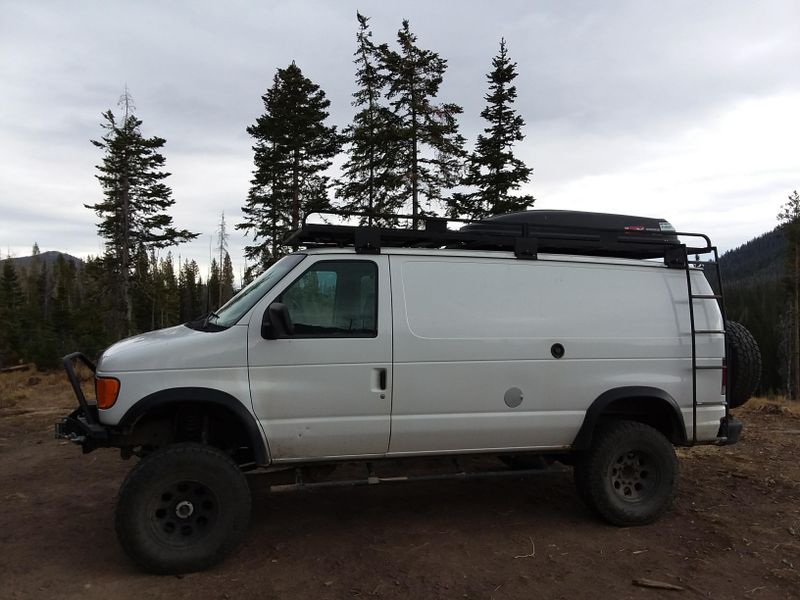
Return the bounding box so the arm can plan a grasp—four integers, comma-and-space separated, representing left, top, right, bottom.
1, 0, 798, 282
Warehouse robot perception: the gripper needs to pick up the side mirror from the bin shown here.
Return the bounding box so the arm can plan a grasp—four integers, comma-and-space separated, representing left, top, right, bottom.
262, 302, 294, 339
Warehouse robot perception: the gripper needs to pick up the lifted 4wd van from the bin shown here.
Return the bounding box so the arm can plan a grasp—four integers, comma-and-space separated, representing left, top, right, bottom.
56, 210, 761, 574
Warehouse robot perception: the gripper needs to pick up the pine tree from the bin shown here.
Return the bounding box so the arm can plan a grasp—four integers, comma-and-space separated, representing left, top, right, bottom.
49, 254, 76, 362
221, 251, 235, 304
448, 39, 534, 220
778, 189, 800, 399
86, 89, 198, 337
0, 259, 26, 365
215, 212, 230, 307
179, 259, 203, 322
238, 63, 340, 274
382, 20, 466, 228
159, 252, 180, 328
208, 258, 221, 311
337, 13, 404, 226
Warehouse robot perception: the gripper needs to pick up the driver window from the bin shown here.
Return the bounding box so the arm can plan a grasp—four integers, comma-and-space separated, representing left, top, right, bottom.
280, 260, 378, 337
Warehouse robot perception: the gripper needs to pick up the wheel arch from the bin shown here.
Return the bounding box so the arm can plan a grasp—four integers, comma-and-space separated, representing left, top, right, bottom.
117, 387, 269, 465
572, 386, 687, 450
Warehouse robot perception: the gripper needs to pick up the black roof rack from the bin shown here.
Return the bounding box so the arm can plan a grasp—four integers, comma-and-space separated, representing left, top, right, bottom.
284, 210, 715, 268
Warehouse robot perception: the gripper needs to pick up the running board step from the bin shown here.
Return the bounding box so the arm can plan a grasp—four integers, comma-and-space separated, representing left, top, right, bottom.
268, 465, 570, 493
695, 365, 724, 370
691, 294, 722, 299
694, 329, 726, 334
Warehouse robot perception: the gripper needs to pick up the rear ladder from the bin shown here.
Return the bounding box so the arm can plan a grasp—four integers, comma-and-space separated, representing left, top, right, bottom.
681, 243, 729, 445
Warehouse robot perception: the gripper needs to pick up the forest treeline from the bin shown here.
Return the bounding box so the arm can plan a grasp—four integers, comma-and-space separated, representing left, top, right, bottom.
720, 225, 787, 394
0, 246, 235, 368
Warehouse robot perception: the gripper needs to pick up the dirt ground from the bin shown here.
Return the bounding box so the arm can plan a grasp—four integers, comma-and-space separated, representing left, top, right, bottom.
1, 369, 799, 600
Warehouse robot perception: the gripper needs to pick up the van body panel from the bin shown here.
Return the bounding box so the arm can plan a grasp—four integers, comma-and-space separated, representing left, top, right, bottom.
388, 254, 725, 453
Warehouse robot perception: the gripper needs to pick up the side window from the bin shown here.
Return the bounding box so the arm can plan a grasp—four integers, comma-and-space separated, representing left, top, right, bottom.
279, 261, 378, 337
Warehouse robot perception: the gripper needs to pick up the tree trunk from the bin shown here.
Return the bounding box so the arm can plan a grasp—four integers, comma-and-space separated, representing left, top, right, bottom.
410, 101, 419, 230
291, 148, 300, 249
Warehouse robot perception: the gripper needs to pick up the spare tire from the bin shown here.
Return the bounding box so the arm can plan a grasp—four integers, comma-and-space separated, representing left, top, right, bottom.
727, 320, 761, 408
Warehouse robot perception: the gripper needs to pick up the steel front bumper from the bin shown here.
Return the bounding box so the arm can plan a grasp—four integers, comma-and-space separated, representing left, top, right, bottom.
54, 352, 109, 453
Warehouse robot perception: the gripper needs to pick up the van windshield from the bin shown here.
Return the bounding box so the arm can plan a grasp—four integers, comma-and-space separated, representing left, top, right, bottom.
207, 254, 306, 328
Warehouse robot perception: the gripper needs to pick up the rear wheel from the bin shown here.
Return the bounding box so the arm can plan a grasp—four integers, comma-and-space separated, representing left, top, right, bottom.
574, 420, 678, 526
115, 442, 251, 574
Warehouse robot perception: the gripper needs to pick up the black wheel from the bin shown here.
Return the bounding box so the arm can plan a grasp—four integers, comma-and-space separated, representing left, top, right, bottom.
574, 420, 678, 526
115, 443, 251, 574
727, 320, 761, 409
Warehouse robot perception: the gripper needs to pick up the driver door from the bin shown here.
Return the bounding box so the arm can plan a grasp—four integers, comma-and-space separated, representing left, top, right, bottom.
247, 256, 392, 461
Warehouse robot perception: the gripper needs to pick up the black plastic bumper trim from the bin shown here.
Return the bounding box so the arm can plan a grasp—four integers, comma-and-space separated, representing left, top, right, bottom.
717, 415, 743, 445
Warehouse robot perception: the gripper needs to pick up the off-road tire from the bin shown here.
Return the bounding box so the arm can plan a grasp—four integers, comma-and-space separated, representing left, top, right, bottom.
727, 320, 761, 409
115, 442, 251, 574
574, 420, 678, 526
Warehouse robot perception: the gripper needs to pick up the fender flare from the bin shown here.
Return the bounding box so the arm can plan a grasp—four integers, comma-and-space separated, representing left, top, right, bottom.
117, 387, 269, 465
572, 386, 687, 450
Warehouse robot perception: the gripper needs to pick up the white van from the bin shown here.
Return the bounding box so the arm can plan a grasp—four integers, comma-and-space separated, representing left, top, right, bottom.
56, 210, 759, 574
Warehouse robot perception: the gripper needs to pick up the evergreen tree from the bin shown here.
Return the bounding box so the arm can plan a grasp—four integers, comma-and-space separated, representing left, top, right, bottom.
208, 258, 221, 311
778, 189, 800, 398
179, 259, 203, 322
0, 259, 26, 365
448, 39, 534, 220
221, 251, 235, 304
238, 63, 340, 273
215, 212, 230, 307
47, 254, 76, 363
336, 13, 404, 225
159, 252, 180, 328
76, 256, 116, 357
86, 89, 198, 337
382, 20, 466, 228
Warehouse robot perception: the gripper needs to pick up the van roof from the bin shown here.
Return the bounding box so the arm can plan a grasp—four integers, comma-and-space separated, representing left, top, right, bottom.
300, 246, 673, 269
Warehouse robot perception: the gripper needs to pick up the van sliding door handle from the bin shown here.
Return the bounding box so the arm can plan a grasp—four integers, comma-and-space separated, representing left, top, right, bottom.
372, 368, 387, 391
378, 368, 387, 391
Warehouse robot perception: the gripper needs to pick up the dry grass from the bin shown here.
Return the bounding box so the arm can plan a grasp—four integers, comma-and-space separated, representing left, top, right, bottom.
0, 366, 93, 414
738, 395, 800, 418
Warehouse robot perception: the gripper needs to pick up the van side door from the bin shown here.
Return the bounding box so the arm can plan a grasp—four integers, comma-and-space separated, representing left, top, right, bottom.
247, 256, 392, 461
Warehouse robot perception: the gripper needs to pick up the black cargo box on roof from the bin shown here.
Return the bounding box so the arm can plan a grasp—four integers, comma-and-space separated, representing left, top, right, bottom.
460, 210, 680, 259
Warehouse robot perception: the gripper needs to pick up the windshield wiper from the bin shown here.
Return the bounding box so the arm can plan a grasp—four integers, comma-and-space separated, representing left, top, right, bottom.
202, 311, 220, 328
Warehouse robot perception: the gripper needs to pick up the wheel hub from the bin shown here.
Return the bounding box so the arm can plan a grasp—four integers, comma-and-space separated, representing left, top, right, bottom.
175, 500, 194, 519
150, 480, 219, 545
609, 450, 653, 502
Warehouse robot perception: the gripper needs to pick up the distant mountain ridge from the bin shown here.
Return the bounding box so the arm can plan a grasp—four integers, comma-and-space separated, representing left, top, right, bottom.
719, 226, 785, 287
7, 251, 84, 272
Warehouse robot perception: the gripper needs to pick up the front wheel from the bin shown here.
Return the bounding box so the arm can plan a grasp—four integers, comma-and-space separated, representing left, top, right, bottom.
574, 420, 678, 526
115, 442, 251, 574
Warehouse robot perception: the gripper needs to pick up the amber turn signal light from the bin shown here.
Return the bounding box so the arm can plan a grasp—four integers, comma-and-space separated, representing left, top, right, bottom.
95, 377, 120, 409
